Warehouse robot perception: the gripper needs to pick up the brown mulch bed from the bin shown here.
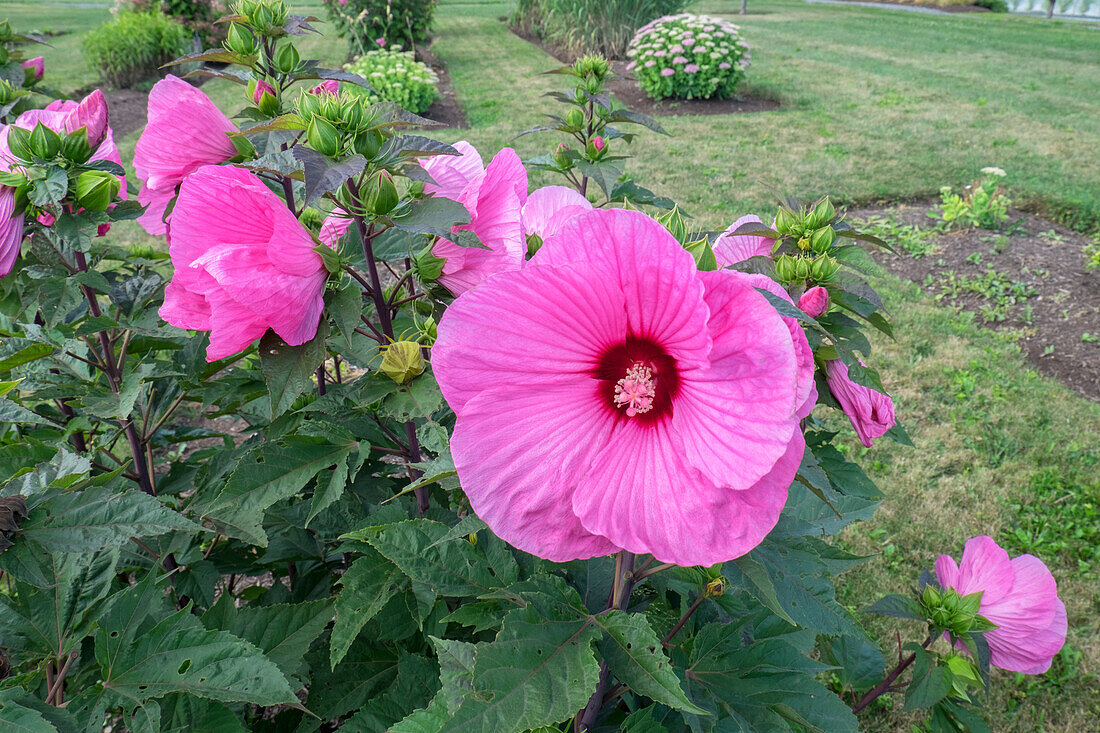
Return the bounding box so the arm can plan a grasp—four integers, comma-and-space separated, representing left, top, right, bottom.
416, 44, 469, 129
833, 0, 991, 11
509, 26, 780, 117
104, 88, 152, 139
850, 203, 1100, 402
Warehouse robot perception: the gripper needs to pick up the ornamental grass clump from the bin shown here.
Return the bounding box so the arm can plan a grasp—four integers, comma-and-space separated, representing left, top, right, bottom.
344, 49, 439, 115
81, 11, 191, 88
627, 13, 750, 100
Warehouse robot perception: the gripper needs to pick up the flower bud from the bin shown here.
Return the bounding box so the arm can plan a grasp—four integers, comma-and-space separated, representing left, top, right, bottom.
60, 128, 93, 164
573, 88, 588, 105
311, 79, 339, 96
65, 89, 109, 151
794, 256, 812, 281
128, 242, 157, 259
419, 316, 438, 345
414, 243, 446, 282
361, 170, 399, 215
297, 89, 320, 121
250, 78, 279, 116
407, 180, 425, 197
306, 116, 341, 157
564, 108, 584, 130
775, 254, 799, 282
6, 125, 34, 161
553, 143, 572, 170
22, 56, 44, 83
797, 286, 829, 318
585, 76, 602, 94
922, 584, 943, 610
809, 225, 836, 254
586, 135, 606, 159
73, 170, 121, 211
380, 340, 425, 384
808, 197, 835, 228
274, 42, 300, 74
29, 122, 61, 159
657, 206, 689, 243
226, 23, 257, 56
809, 255, 840, 282
684, 238, 717, 271
774, 207, 796, 234
526, 232, 543, 258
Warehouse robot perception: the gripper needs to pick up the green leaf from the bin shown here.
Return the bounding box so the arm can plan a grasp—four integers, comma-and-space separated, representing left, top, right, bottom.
259, 325, 329, 419
904, 647, 951, 710
429, 636, 477, 714
0, 700, 59, 732
575, 160, 623, 199
192, 434, 356, 546
306, 453, 351, 527
331, 548, 405, 669
380, 374, 442, 421
0, 398, 51, 426
228, 599, 333, 681
390, 196, 470, 238
19, 487, 200, 553
592, 610, 706, 714
365, 519, 500, 597
439, 610, 600, 733
864, 594, 926, 622
336, 653, 441, 732
293, 147, 366, 206
0, 342, 53, 372
731, 555, 797, 626
821, 634, 885, 691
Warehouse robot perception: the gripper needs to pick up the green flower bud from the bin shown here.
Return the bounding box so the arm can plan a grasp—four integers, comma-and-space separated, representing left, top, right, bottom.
684, 238, 718, 271
352, 130, 384, 161
380, 340, 425, 384
585, 76, 602, 94
656, 206, 689, 243
573, 88, 588, 105
60, 128, 93, 164
29, 122, 61, 160
5, 125, 34, 161
274, 42, 300, 75
795, 256, 812, 281
552, 143, 573, 170
922, 585, 943, 610
774, 207, 796, 234
226, 23, 257, 56
128, 243, 157, 259
297, 89, 320, 121
73, 170, 120, 211
809, 255, 839, 282
586, 135, 607, 160
419, 316, 437, 345
808, 197, 836, 228
361, 170, 399, 216
306, 116, 341, 157
809, 225, 836, 254
775, 254, 798, 282
414, 243, 446, 282
564, 108, 584, 130
526, 232, 543, 258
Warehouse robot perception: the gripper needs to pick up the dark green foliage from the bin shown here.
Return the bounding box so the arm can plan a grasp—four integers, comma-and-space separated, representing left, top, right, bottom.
321, 0, 436, 56
511, 0, 691, 58
81, 12, 191, 88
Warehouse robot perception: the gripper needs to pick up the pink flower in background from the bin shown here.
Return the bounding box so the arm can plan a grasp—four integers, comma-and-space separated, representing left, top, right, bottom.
654, 50, 667, 58
22, 56, 44, 81
252, 78, 276, 105
310, 79, 340, 96
433, 208, 803, 565
661, 68, 675, 77
645, 60, 657, 68
420, 140, 485, 201
0, 185, 24, 278
161, 165, 331, 362
825, 358, 895, 447
673, 56, 688, 65
375, 37, 386, 46
430, 147, 527, 295
936, 536, 1066, 674
520, 185, 591, 241
719, 62, 732, 70
714, 214, 773, 266
685, 64, 700, 73
134, 76, 238, 236
798, 285, 829, 318
625, 61, 636, 71
319, 206, 352, 247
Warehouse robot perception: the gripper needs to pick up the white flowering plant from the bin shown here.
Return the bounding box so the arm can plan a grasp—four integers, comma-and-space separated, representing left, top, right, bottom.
343, 48, 439, 114
626, 13, 750, 101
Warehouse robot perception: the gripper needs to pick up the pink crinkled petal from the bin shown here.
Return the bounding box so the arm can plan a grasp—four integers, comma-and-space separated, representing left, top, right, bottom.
671, 270, 799, 490
433, 260, 628, 414
986, 597, 1066, 674
134, 76, 237, 194
934, 554, 960, 590
63, 89, 109, 149
320, 207, 352, 247
955, 535, 1015, 605
203, 288, 271, 362
521, 185, 592, 239
536, 209, 712, 371
0, 187, 24, 277
421, 140, 484, 200
981, 554, 1060, 635
449, 383, 619, 562
159, 278, 212, 331
137, 185, 173, 235
714, 214, 773, 267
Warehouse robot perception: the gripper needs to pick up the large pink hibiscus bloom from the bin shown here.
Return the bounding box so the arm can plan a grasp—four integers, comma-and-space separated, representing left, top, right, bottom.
935, 536, 1066, 674
161, 165, 330, 362
433, 208, 804, 566
134, 76, 238, 235
0, 185, 24, 277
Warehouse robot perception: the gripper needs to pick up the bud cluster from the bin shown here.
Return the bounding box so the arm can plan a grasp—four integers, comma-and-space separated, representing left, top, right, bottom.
773, 197, 841, 285
298, 89, 386, 160
231, 0, 290, 38
921, 585, 985, 637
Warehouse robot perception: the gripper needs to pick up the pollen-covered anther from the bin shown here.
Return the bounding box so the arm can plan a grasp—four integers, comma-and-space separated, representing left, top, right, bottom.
614, 363, 656, 417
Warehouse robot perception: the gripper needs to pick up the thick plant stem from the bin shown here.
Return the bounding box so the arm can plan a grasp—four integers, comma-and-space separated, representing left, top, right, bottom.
662, 593, 705, 647
852, 634, 934, 713
577, 551, 636, 731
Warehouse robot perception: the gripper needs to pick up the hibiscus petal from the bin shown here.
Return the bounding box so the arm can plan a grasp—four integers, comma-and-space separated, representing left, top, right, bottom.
433, 260, 628, 414
159, 279, 212, 331
981, 554, 1060, 635
714, 214, 773, 267
672, 270, 799, 489
320, 208, 352, 247
137, 185, 173, 236
955, 535, 1014, 605
985, 598, 1066, 674
421, 140, 484, 200
934, 554, 960, 589
522, 185, 592, 239
450, 383, 619, 562
203, 289, 271, 362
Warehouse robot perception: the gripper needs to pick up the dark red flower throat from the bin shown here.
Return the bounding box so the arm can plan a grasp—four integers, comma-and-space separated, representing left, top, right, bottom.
593, 335, 680, 425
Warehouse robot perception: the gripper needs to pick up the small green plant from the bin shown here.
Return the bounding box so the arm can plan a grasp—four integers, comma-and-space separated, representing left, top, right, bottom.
627, 13, 750, 101
511, 0, 689, 58
932, 167, 1011, 231
344, 49, 438, 114
858, 215, 938, 257
1084, 237, 1100, 270
935, 268, 1036, 323
82, 11, 190, 88
320, 0, 435, 56
1083, 332, 1099, 344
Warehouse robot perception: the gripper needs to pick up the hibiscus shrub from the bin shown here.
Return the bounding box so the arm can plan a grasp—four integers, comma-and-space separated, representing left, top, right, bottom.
344, 48, 439, 115
0, 3, 1067, 732
320, 0, 435, 56
627, 13, 751, 100
81, 10, 191, 88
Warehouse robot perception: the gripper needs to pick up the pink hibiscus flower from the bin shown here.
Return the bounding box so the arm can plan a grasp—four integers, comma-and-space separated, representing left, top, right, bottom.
714, 214, 773, 266
742, 273, 817, 418
433, 208, 804, 566
134, 76, 238, 236
22, 57, 44, 81
429, 147, 527, 296
825, 358, 895, 447
161, 165, 331, 362
798, 285, 829, 318
0, 185, 24, 278
936, 536, 1066, 674
419, 140, 485, 201
319, 206, 352, 248
520, 185, 592, 241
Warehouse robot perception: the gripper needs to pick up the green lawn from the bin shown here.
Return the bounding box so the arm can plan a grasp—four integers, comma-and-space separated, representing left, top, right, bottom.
3, 0, 1098, 730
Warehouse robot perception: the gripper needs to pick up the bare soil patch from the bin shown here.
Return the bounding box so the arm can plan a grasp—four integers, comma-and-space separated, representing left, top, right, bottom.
851, 202, 1100, 401
104, 87, 151, 139
509, 26, 780, 117
416, 44, 469, 129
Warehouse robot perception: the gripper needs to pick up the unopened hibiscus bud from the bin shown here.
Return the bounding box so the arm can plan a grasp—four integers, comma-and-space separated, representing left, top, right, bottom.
22, 56, 44, 83
419, 316, 438, 345
587, 135, 606, 159
809, 225, 836, 254
808, 197, 835, 228
275, 42, 300, 74
250, 78, 279, 115
73, 170, 121, 211
657, 206, 689, 243
414, 243, 445, 282
65, 90, 109, 151
774, 207, 796, 234
380, 340, 425, 384
564, 108, 584, 130
553, 143, 572, 169
361, 170, 399, 215
297, 89, 320, 120
311, 79, 339, 96
128, 242, 157, 259
29, 122, 61, 159
797, 285, 829, 318
809, 255, 840, 282
775, 253, 798, 282
306, 116, 341, 157
684, 238, 717, 271
794, 256, 812, 281
526, 232, 543, 257
60, 128, 93, 164
226, 23, 257, 56
6, 125, 34, 161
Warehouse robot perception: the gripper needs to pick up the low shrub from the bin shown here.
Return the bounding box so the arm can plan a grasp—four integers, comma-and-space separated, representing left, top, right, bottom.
82, 11, 191, 88
627, 14, 750, 100
973, 0, 1009, 11
321, 0, 435, 56
511, 0, 690, 59
117, 0, 229, 46
344, 49, 438, 114
933, 167, 1011, 230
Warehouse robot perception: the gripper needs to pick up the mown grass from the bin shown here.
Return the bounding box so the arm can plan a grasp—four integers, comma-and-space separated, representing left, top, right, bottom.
3, 0, 1098, 729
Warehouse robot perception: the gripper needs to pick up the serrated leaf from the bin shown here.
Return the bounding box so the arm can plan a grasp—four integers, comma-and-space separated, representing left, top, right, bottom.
0, 342, 53, 372
904, 647, 951, 710
864, 594, 926, 621
390, 196, 470, 238
306, 453, 350, 527
331, 548, 404, 668
593, 610, 705, 713
228, 599, 333, 681
575, 160, 623, 199
366, 519, 499, 597
732, 555, 796, 625
380, 374, 442, 421
0, 700, 59, 732
259, 325, 329, 418
429, 636, 477, 714
293, 147, 366, 206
